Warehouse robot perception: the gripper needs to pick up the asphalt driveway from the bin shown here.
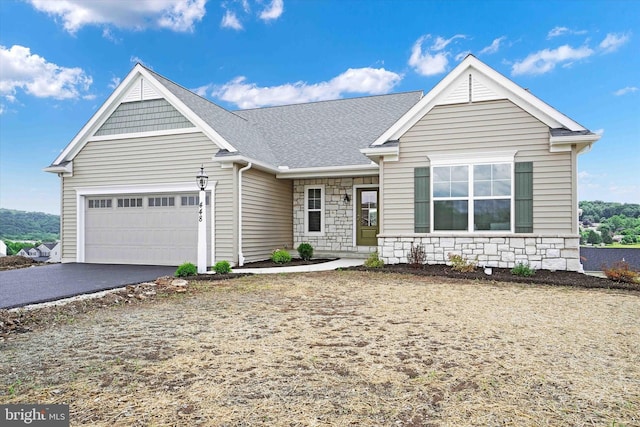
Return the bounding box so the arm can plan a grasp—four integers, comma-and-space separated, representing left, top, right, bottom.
0, 263, 177, 309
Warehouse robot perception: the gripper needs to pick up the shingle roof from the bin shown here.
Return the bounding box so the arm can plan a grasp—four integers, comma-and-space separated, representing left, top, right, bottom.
147, 66, 422, 169
550, 128, 596, 137
234, 92, 422, 168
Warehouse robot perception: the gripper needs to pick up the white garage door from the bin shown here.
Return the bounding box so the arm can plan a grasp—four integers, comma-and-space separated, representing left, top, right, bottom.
84, 193, 209, 266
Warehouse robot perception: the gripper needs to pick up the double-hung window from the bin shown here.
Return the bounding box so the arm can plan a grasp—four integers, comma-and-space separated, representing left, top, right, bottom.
430, 152, 515, 232
304, 185, 324, 235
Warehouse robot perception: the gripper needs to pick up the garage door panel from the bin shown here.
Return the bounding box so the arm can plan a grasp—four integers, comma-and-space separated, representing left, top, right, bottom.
85, 193, 208, 266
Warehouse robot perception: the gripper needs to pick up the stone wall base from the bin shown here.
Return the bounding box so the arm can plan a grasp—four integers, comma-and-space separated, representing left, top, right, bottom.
378, 235, 582, 272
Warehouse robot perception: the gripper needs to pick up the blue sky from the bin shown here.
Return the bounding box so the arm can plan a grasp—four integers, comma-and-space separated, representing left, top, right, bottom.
0, 0, 638, 215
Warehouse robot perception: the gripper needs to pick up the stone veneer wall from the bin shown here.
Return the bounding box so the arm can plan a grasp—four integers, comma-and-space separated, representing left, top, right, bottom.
378, 235, 582, 272
293, 176, 378, 253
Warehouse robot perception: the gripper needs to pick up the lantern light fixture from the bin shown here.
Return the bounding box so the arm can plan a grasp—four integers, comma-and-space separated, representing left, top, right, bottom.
196, 165, 208, 191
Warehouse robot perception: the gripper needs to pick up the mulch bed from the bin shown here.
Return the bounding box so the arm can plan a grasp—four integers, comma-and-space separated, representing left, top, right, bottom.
233, 258, 337, 269
347, 263, 640, 292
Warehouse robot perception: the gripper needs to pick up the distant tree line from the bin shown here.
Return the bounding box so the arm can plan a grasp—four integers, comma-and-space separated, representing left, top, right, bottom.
579, 201, 640, 245
579, 201, 640, 224
0, 208, 60, 241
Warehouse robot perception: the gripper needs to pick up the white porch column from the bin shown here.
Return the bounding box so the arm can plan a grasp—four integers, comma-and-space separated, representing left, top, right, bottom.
197, 189, 207, 274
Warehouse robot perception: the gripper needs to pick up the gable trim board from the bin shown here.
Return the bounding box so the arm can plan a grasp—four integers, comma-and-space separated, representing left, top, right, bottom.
52, 64, 237, 167
46, 56, 598, 271
369, 55, 597, 154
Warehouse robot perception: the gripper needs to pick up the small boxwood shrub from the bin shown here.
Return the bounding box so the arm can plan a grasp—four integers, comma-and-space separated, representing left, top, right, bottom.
175, 262, 197, 277
364, 251, 384, 268
214, 260, 232, 274
511, 262, 536, 277
297, 242, 314, 261
271, 249, 292, 264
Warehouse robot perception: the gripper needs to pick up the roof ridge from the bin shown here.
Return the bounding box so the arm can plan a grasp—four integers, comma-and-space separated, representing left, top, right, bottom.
234, 90, 424, 112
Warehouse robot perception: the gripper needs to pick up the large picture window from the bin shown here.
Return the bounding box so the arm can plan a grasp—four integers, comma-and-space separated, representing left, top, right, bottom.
432, 162, 512, 232
304, 185, 324, 234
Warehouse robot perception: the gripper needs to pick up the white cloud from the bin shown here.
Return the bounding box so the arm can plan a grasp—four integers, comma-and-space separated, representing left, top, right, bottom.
547, 26, 587, 39
512, 44, 594, 75
408, 34, 466, 76
547, 26, 569, 38
108, 77, 121, 90
0, 104, 5, 115
479, 36, 506, 54
259, 0, 284, 21
192, 84, 213, 97
599, 32, 630, 53
27, 0, 206, 34
221, 10, 243, 30
614, 86, 638, 96
0, 45, 92, 100
130, 56, 152, 69
212, 67, 402, 109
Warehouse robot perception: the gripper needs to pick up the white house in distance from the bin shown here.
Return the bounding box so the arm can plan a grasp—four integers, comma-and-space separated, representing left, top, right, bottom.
0, 240, 6, 257
44, 55, 599, 271
16, 242, 61, 263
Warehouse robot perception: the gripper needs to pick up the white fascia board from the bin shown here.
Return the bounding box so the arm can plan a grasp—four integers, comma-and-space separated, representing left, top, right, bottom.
372, 55, 588, 147
213, 154, 279, 174
360, 146, 399, 163
53, 65, 237, 166
43, 161, 73, 175
550, 133, 601, 154
360, 146, 399, 156
276, 164, 379, 179
136, 67, 237, 154
53, 65, 146, 165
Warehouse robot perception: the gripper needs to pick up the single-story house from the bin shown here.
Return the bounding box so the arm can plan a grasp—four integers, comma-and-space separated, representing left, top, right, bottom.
44, 55, 599, 271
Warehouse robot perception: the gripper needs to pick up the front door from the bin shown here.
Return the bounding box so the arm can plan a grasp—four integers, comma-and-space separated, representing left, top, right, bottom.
356, 188, 379, 246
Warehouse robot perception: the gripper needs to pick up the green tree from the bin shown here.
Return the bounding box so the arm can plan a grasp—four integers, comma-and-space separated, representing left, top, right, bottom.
587, 229, 602, 245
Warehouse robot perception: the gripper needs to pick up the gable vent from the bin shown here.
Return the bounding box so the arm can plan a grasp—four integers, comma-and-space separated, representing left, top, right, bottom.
122, 77, 162, 103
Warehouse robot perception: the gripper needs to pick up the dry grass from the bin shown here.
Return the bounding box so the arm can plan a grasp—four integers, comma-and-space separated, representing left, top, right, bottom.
1, 271, 639, 426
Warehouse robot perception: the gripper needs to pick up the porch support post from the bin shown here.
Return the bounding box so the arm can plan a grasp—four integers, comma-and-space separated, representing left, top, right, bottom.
197, 189, 207, 274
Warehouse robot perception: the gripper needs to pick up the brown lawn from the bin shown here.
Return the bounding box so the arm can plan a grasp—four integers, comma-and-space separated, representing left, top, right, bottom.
1, 271, 638, 426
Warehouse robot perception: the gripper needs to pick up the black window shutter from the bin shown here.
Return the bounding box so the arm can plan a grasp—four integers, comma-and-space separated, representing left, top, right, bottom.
414, 167, 430, 233
515, 162, 533, 233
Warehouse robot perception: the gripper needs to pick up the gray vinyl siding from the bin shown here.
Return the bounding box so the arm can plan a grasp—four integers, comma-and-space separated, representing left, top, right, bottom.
383, 99, 574, 235
95, 99, 195, 136
242, 168, 293, 262
60, 132, 234, 263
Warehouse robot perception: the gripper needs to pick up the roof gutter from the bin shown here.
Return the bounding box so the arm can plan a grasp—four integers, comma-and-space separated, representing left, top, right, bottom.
237, 162, 252, 266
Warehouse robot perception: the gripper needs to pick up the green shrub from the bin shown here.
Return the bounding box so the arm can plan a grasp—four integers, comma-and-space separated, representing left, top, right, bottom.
175, 262, 197, 277
364, 251, 384, 268
447, 253, 477, 272
214, 260, 232, 274
271, 249, 292, 264
511, 262, 536, 277
297, 242, 314, 261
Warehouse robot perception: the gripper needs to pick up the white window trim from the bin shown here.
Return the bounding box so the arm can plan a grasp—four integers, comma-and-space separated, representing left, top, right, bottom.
304, 184, 325, 236
429, 155, 516, 234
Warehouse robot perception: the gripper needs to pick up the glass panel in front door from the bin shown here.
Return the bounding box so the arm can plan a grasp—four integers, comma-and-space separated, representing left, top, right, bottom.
360, 190, 378, 226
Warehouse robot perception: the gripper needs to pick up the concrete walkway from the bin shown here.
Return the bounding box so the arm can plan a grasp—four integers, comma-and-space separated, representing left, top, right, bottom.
232, 258, 364, 274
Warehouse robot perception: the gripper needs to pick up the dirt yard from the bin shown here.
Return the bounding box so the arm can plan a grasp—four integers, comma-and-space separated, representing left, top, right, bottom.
1, 271, 638, 426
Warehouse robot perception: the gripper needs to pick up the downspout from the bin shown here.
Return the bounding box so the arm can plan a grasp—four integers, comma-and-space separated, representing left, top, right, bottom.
237, 162, 252, 266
